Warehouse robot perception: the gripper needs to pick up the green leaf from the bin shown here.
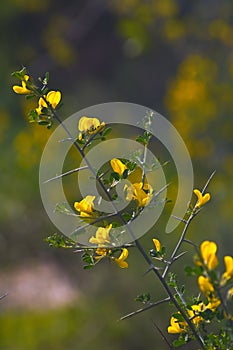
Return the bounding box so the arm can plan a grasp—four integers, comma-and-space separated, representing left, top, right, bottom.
83, 264, 94, 270
82, 252, 94, 264
11, 67, 27, 79
102, 127, 112, 137
149, 249, 159, 258
172, 313, 184, 322
126, 161, 137, 171
45, 233, 76, 248
184, 265, 203, 277
173, 338, 186, 347
46, 121, 53, 129
122, 213, 132, 222
135, 293, 151, 304
28, 110, 38, 123
122, 169, 129, 179
136, 135, 146, 145
42, 72, 49, 85
110, 172, 120, 181
38, 120, 50, 126
25, 94, 36, 100
167, 272, 177, 287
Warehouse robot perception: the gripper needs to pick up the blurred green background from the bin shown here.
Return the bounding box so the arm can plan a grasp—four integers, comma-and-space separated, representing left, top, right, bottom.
1, 0, 233, 349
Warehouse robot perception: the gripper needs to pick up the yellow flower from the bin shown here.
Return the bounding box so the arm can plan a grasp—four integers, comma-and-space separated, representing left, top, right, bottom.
206, 297, 221, 310
198, 275, 214, 296
188, 303, 205, 325
13, 75, 31, 94
193, 189, 210, 208
46, 91, 61, 109
36, 90, 61, 115
94, 248, 111, 261
74, 195, 95, 217
221, 256, 233, 286
89, 225, 112, 245
36, 97, 47, 115
227, 287, 233, 300
167, 316, 187, 334
125, 182, 153, 207
152, 238, 161, 252
78, 116, 105, 139
113, 248, 129, 268
110, 158, 127, 176
200, 240, 218, 270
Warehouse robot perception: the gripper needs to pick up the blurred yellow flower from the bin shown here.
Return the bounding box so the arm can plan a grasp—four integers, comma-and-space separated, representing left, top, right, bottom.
113, 248, 129, 268
227, 286, 233, 300
200, 240, 218, 270
221, 256, 233, 286
206, 297, 221, 310
13, 75, 31, 94
125, 182, 153, 207
152, 238, 161, 252
110, 158, 127, 176
198, 275, 214, 296
36, 91, 61, 114
89, 225, 112, 245
194, 189, 211, 208
78, 116, 105, 140
74, 195, 95, 217
167, 315, 186, 334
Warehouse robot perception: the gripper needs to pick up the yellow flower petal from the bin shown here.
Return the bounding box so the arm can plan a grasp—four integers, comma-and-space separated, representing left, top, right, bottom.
194, 189, 210, 208
227, 287, 233, 300
200, 240, 218, 270
94, 248, 111, 261
12, 75, 31, 94
188, 304, 205, 325
89, 225, 112, 245
46, 90, 61, 109
110, 158, 127, 176
78, 116, 105, 134
198, 275, 214, 296
152, 238, 161, 252
206, 297, 221, 310
113, 248, 129, 268
221, 256, 233, 285
167, 316, 186, 334
125, 182, 153, 207
74, 195, 95, 217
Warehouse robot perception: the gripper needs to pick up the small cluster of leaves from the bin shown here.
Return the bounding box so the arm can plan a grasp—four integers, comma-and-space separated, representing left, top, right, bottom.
203, 323, 233, 349
149, 246, 166, 258
45, 233, 77, 249
82, 250, 95, 270
77, 126, 112, 146
136, 131, 152, 146
135, 292, 151, 304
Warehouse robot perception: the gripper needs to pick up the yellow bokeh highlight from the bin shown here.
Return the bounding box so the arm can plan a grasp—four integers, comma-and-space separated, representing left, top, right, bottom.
163, 19, 185, 40
14, 125, 52, 168
43, 15, 75, 66
209, 19, 233, 46
165, 55, 218, 158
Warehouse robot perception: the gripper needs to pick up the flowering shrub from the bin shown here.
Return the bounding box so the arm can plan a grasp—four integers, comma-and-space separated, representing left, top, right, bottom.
12, 67, 233, 349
